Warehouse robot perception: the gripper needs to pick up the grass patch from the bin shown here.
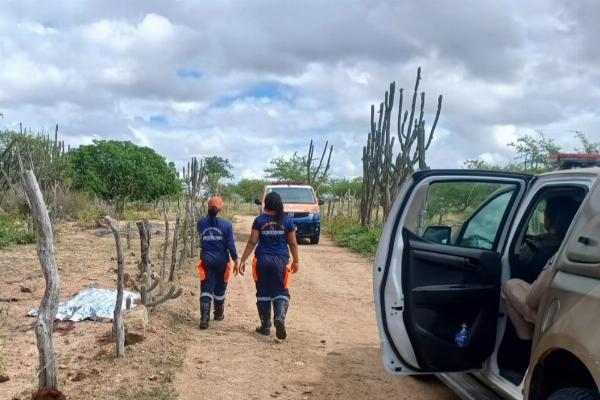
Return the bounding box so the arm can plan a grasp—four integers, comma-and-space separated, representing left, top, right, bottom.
115, 384, 177, 400
0, 213, 35, 248
325, 217, 383, 257
167, 310, 191, 333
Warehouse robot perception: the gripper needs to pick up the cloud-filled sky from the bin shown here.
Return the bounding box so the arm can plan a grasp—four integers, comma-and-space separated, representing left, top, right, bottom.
1, 0, 599, 180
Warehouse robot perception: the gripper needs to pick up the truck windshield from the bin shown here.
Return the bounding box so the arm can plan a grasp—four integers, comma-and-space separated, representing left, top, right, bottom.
267, 187, 316, 204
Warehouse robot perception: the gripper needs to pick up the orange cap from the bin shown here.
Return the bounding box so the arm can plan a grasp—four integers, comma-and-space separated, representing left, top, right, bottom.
208, 196, 225, 210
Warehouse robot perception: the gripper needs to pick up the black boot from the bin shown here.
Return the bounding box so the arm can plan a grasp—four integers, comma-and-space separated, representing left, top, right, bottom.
199, 300, 211, 330
213, 301, 225, 321
255, 302, 271, 336
273, 299, 289, 340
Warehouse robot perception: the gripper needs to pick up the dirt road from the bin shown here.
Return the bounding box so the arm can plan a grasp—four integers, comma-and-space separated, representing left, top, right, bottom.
0, 216, 458, 399
175, 215, 457, 400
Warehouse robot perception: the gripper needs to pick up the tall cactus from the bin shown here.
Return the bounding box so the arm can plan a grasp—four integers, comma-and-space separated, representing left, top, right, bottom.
360, 67, 442, 224
179, 157, 205, 268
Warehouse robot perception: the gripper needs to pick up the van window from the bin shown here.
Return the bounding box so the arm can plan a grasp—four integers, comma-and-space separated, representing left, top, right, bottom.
267, 187, 316, 204
403, 181, 517, 250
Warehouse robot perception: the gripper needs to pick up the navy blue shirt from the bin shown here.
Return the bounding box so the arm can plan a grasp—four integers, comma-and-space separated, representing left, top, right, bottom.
197, 217, 238, 264
252, 214, 296, 258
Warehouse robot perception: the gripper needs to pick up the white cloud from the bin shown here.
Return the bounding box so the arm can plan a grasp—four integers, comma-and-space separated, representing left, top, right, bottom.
0, 0, 599, 180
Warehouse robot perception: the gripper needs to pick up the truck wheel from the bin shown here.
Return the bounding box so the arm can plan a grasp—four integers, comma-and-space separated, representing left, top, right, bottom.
310, 234, 320, 245
547, 388, 599, 400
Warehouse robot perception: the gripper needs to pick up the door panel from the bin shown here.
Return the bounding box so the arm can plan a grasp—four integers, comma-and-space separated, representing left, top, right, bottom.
374, 170, 533, 375
403, 230, 501, 371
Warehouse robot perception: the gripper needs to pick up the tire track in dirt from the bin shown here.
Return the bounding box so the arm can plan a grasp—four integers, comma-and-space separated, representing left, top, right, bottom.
175, 215, 458, 400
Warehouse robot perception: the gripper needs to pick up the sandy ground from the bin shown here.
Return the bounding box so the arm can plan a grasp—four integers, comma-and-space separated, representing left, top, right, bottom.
0, 215, 458, 400
174, 215, 457, 400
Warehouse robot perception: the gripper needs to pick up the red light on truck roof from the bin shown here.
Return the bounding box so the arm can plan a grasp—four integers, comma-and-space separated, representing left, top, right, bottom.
549, 153, 600, 169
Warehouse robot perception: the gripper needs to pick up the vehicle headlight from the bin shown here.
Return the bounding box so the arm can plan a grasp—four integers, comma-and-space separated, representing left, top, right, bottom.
308, 211, 320, 219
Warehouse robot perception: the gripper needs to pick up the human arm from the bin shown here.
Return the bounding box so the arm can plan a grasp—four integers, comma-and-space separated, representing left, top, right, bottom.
287, 232, 299, 273
226, 223, 240, 272
237, 229, 260, 276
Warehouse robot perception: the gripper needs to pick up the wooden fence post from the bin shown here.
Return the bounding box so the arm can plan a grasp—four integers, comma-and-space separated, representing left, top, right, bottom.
22, 170, 61, 391
169, 209, 181, 282
160, 201, 170, 294
136, 220, 152, 305
126, 221, 131, 250
105, 216, 125, 358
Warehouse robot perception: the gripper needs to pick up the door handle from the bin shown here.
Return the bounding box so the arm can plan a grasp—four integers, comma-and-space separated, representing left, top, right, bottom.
578, 236, 594, 246
463, 258, 481, 269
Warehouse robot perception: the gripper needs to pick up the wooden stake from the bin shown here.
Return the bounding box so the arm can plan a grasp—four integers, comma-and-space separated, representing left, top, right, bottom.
22, 170, 61, 390
136, 220, 152, 304
169, 209, 181, 282
126, 221, 132, 250
160, 201, 169, 294
105, 216, 125, 358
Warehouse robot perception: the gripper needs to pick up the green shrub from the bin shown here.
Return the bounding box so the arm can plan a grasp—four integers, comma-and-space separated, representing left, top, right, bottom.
75, 203, 104, 229
325, 217, 383, 257
122, 203, 163, 221
0, 213, 36, 248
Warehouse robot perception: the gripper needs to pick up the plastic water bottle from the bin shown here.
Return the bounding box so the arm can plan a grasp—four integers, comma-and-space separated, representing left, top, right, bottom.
455, 323, 469, 348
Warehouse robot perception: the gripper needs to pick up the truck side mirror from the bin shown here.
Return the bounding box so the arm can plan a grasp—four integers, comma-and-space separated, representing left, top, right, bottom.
318, 198, 325, 206
254, 198, 262, 206
422, 226, 451, 244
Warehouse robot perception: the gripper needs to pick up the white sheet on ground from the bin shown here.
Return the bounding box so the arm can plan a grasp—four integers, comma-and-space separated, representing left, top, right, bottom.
28, 288, 139, 322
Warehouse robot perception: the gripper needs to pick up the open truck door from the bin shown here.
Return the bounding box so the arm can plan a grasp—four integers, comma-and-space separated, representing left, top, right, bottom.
374, 170, 533, 375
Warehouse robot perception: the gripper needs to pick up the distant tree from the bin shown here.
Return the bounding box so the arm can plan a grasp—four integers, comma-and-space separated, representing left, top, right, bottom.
264, 153, 307, 182
463, 159, 503, 171
508, 131, 560, 170
463, 159, 524, 172
575, 131, 600, 154
229, 179, 267, 202
203, 156, 233, 196
320, 177, 363, 197
425, 182, 502, 226
68, 140, 181, 212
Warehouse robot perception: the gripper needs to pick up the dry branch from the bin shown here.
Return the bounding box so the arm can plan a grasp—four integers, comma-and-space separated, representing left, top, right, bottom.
145, 285, 183, 308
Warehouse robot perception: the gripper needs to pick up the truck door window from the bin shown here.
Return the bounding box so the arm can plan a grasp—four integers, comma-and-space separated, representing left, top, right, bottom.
404, 181, 516, 250
527, 200, 547, 235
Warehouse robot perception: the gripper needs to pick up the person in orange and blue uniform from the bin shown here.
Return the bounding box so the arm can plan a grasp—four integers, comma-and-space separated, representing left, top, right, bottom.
197, 196, 239, 330
237, 192, 299, 339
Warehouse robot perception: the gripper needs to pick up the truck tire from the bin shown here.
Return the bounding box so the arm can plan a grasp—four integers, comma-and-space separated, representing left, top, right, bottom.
310, 234, 320, 245
547, 388, 600, 400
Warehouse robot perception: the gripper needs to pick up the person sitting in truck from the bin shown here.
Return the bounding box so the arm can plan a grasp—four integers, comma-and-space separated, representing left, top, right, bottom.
501, 196, 579, 340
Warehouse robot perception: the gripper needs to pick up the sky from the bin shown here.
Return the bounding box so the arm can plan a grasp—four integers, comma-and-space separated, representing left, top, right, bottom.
1, 0, 599, 180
